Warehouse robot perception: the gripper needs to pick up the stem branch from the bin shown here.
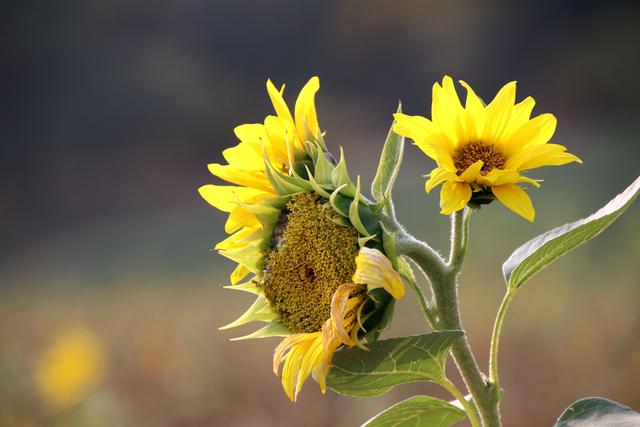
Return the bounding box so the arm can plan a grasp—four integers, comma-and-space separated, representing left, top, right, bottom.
442, 379, 482, 427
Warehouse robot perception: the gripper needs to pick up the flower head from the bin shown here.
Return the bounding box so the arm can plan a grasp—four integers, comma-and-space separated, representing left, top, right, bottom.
393, 76, 582, 221
199, 77, 405, 401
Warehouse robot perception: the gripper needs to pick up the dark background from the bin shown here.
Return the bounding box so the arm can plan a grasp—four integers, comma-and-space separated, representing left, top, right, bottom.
1, 1, 639, 426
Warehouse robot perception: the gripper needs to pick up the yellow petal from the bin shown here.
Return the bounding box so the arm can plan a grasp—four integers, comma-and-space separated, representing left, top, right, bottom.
459, 80, 486, 140
393, 113, 455, 155
266, 79, 294, 126
198, 185, 265, 212
502, 113, 557, 158
477, 169, 520, 187
225, 205, 260, 234
352, 248, 405, 299
440, 181, 472, 215
483, 81, 516, 142
222, 141, 264, 171
492, 184, 535, 221
294, 76, 320, 143
459, 160, 484, 182
432, 76, 464, 147
230, 264, 251, 284
207, 163, 274, 193
507, 96, 535, 132
505, 143, 580, 171
425, 167, 457, 192
233, 123, 268, 144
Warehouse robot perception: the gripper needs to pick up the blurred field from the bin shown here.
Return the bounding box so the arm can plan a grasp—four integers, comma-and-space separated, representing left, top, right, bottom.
2, 1, 640, 426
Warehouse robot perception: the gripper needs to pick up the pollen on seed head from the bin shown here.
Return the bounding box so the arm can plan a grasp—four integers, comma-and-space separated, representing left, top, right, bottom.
263, 193, 361, 334
453, 142, 506, 175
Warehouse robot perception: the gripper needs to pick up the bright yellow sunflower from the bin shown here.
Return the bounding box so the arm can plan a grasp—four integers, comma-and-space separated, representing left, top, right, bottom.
198, 77, 405, 401
393, 76, 582, 221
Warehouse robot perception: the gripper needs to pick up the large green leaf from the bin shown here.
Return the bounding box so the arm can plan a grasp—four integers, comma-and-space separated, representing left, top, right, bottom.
363, 395, 466, 427
554, 397, 640, 427
503, 175, 640, 290
327, 331, 462, 397
371, 105, 404, 203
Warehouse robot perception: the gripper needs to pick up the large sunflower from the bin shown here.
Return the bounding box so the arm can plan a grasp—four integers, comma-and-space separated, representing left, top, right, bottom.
393, 76, 582, 221
199, 77, 405, 401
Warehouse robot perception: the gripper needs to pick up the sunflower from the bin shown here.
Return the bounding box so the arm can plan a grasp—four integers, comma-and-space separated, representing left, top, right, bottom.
393, 76, 582, 221
198, 77, 405, 401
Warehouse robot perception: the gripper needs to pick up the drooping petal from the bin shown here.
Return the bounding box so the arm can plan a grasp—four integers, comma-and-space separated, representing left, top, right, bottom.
425, 167, 458, 192
440, 181, 472, 215
329, 284, 361, 345
352, 248, 405, 299
492, 184, 535, 221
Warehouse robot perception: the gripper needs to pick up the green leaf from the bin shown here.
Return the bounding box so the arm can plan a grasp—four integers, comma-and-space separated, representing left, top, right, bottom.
503, 175, 640, 290
327, 331, 462, 397
363, 395, 466, 427
371, 104, 405, 203
554, 397, 640, 427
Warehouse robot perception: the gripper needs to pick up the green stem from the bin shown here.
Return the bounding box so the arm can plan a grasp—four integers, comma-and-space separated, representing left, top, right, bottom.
442, 379, 482, 427
397, 208, 502, 427
489, 289, 515, 395
404, 261, 439, 328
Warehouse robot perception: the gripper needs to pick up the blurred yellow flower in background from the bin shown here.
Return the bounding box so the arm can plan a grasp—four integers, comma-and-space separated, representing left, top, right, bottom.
33, 326, 105, 410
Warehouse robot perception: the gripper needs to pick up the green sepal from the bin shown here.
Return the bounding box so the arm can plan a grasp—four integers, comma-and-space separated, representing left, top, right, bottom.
241, 202, 281, 229
219, 296, 278, 330
359, 288, 395, 343
305, 165, 332, 198
331, 147, 356, 198
223, 280, 264, 297
229, 320, 291, 341
329, 215, 352, 228
349, 177, 373, 237
371, 104, 405, 204
358, 235, 376, 247
329, 185, 352, 217
381, 222, 399, 267
307, 141, 335, 185
262, 146, 310, 196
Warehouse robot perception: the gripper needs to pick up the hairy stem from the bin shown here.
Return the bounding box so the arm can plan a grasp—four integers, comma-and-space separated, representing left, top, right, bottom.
397, 208, 502, 427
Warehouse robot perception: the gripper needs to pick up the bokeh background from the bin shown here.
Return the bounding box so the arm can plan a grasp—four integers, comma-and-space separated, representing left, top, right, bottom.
2, 1, 639, 426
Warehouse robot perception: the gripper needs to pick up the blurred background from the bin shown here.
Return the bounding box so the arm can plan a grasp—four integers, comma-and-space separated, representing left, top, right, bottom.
2, 0, 639, 426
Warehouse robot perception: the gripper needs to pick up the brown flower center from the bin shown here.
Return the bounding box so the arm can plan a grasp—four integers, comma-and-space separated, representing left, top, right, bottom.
453, 142, 506, 175
263, 193, 360, 334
